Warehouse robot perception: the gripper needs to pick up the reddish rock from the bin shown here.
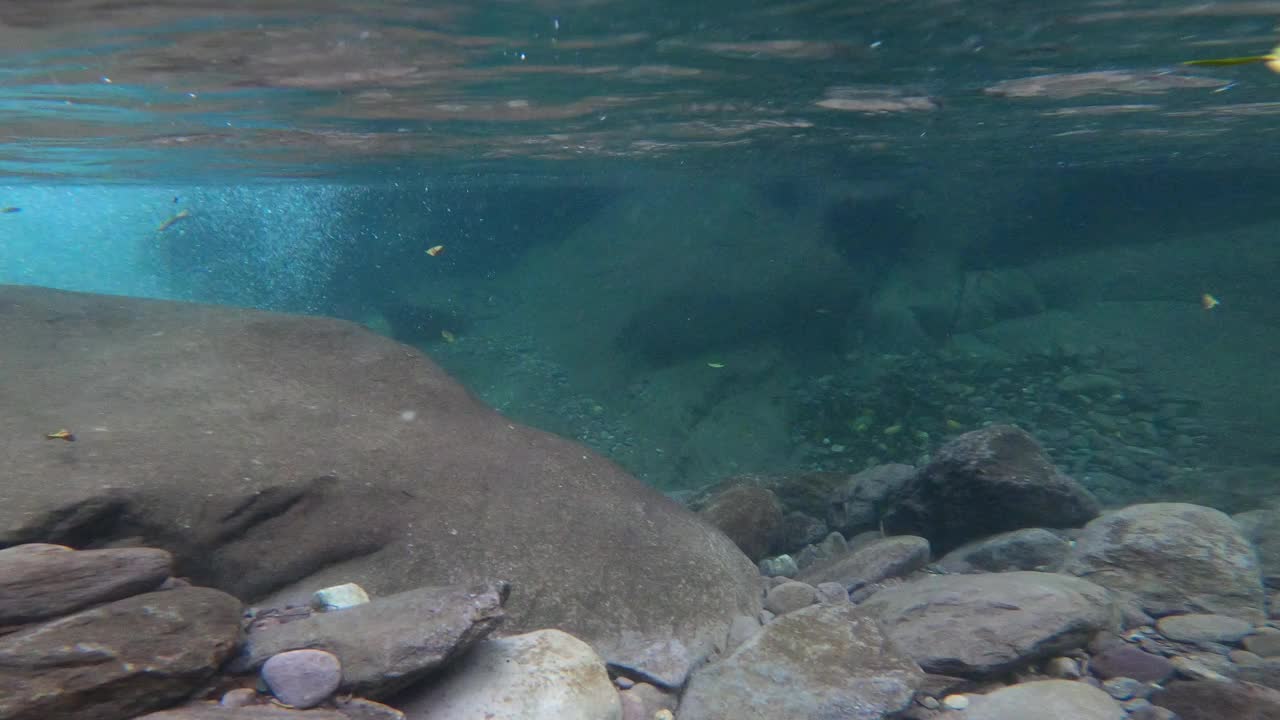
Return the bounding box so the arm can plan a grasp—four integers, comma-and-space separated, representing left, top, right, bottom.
1151, 679, 1280, 720
698, 484, 783, 561
1090, 644, 1175, 683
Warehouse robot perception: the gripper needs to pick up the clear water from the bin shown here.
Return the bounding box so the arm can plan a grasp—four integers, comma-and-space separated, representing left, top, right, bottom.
3, 0, 1279, 501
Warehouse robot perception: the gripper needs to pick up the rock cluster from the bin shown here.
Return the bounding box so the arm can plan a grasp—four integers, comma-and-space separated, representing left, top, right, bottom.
4, 289, 1280, 720
7, 426, 1280, 720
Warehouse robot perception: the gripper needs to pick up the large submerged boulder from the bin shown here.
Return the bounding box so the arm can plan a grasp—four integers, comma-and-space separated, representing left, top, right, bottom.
882, 424, 1100, 554
0, 285, 762, 686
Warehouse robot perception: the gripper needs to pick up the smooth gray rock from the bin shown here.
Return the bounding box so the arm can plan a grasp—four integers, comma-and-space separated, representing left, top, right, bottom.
1244, 628, 1280, 657
0, 285, 762, 688
0, 587, 242, 720
797, 535, 930, 591
1065, 503, 1265, 623
0, 543, 172, 624
938, 528, 1072, 574
859, 571, 1117, 677
678, 603, 923, 720
1156, 613, 1254, 645
262, 649, 342, 709
964, 680, 1125, 720
236, 582, 506, 699
762, 581, 817, 616
396, 629, 621, 720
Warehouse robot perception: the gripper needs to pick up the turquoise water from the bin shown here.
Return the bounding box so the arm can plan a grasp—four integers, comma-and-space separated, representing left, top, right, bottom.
3, 0, 1279, 499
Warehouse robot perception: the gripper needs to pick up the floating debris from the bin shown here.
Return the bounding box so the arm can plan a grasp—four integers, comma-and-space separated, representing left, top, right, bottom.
707, 362, 725, 368
156, 208, 191, 232
1201, 293, 1220, 310
1185, 45, 1280, 74
440, 329, 457, 343
426, 244, 445, 257
45, 429, 76, 442
1, 206, 20, 213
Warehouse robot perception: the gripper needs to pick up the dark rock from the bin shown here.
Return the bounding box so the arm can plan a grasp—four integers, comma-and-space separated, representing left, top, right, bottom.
0, 586, 242, 720
697, 484, 783, 561
0, 543, 172, 624
779, 511, 828, 550
1065, 503, 1265, 623
261, 649, 342, 709
828, 464, 916, 536
797, 535, 930, 591
859, 571, 1117, 677
678, 603, 924, 720
1151, 679, 1280, 720
0, 285, 762, 688
1089, 644, 1175, 683
235, 582, 505, 699
881, 425, 1099, 554
937, 528, 1071, 574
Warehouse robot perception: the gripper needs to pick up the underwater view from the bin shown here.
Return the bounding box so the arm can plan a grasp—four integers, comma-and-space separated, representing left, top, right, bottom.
3, 1, 1280, 719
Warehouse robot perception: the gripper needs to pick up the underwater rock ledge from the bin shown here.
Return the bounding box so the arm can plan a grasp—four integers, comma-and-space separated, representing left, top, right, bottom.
0, 283, 762, 688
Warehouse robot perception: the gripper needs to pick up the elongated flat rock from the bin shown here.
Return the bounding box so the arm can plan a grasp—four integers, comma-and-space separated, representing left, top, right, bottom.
0, 586, 242, 720
0, 543, 172, 624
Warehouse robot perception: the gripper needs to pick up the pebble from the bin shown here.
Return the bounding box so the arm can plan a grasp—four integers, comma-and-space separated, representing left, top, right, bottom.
219, 688, 258, 708
261, 648, 343, 709
758, 554, 798, 578
1102, 676, 1145, 700
1044, 656, 1081, 679
310, 582, 371, 612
